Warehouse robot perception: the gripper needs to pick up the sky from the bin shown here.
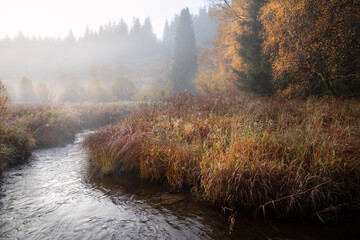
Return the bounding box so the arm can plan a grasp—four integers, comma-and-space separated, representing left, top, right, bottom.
0, 0, 208, 40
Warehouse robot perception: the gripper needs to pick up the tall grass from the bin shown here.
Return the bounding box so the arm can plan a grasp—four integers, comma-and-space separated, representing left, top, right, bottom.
82, 93, 360, 218
0, 102, 136, 172
0, 123, 35, 171
8, 102, 136, 148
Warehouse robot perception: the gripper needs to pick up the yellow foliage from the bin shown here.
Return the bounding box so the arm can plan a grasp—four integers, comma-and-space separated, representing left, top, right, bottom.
0, 81, 8, 119
261, 0, 360, 95
195, 70, 236, 93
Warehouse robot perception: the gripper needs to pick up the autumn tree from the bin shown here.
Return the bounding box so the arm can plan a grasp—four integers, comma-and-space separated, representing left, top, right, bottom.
171, 8, 198, 93
111, 77, 136, 101
205, 0, 273, 94
0, 81, 8, 118
194, 43, 237, 93
59, 82, 85, 103
35, 82, 52, 103
18, 76, 35, 103
261, 0, 360, 97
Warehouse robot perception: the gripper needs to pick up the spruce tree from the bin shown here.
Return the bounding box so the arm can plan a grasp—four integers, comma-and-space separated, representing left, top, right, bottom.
234, 0, 273, 95
141, 17, 157, 55
162, 20, 172, 49
171, 8, 197, 93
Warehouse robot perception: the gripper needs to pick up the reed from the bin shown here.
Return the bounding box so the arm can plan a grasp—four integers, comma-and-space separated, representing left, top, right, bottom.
82, 93, 360, 218
0, 102, 136, 172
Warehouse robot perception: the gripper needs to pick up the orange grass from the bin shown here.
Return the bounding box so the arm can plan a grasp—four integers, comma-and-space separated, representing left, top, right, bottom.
82, 93, 360, 218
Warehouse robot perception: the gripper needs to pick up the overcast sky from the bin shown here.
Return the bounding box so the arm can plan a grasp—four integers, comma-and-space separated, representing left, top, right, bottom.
0, 0, 208, 40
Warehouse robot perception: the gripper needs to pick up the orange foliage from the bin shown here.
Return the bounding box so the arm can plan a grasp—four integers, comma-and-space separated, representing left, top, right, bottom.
195, 1, 254, 93
0, 81, 8, 118
261, 0, 360, 96
83, 93, 360, 218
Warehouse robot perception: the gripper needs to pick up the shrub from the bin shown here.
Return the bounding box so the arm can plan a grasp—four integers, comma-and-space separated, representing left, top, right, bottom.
0, 123, 35, 171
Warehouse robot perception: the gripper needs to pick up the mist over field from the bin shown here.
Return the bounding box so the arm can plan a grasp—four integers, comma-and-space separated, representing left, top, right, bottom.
0, 7, 217, 103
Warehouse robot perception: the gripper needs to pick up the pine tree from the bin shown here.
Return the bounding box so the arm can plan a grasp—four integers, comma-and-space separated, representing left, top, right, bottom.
141, 17, 157, 55
129, 18, 142, 56
194, 7, 218, 47
162, 20, 172, 49
171, 8, 197, 93
234, 0, 273, 95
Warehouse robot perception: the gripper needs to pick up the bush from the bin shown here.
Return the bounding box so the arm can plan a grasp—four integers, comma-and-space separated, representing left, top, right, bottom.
0, 123, 35, 171
22, 109, 80, 148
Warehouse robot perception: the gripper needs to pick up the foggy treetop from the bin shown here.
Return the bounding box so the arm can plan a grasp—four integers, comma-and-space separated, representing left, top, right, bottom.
0, 7, 217, 92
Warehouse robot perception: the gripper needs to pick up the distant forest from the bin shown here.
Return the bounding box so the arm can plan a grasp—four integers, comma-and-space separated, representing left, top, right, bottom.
0, 7, 217, 103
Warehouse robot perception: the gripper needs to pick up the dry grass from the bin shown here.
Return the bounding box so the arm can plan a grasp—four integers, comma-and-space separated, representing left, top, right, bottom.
7, 102, 136, 148
82, 93, 360, 218
0, 102, 136, 172
0, 123, 35, 171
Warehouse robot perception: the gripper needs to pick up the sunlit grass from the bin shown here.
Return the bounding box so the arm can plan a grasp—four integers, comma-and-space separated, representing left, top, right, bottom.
82, 93, 360, 218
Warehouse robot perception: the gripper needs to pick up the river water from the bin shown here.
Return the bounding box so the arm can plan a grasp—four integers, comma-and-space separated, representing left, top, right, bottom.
1, 131, 359, 239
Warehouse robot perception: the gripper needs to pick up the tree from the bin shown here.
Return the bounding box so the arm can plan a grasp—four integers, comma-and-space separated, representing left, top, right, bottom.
130, 18, 142, 55
59, 82, 85, 103
171, 8, 198, 93
0, 81, 8, 117
111, 77, 136, 101
115, 19, 129, 44
195, 46, 236, 93
162, 20, 172, 50
194, 7, 218, 47
141, 17, 157, 55
18, 76, 35, 103
235, 0, 273, 94
35, 82, 52, 103
207, 0, 273, 95
261, 0, 360, 97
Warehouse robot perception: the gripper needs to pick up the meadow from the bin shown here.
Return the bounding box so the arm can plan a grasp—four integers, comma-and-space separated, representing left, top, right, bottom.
82, 93, 360, 219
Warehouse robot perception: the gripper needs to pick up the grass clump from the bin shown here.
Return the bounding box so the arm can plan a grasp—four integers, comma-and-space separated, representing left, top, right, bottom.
8, 102, 136, 148
82, 93, 360, 218
0, 102, 136, 172
9, 105, 80, 148
0, 123, 35, 171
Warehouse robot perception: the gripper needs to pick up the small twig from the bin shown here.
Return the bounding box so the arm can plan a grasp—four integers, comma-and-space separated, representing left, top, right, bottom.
256, 181, 331, 215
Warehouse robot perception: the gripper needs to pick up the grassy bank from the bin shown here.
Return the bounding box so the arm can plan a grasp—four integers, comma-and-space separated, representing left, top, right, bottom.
82, 93, 360, 219
0, 102, 137, 172
0, 123, 34, 171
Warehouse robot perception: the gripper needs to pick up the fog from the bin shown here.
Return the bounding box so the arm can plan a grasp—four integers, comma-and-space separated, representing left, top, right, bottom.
0, 7, 217, 103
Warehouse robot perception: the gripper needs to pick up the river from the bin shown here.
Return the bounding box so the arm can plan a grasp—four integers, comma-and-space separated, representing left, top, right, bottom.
1, 131, 359, 239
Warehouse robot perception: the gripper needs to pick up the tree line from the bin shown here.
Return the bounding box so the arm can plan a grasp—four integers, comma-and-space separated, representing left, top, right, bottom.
0, 7, 217, 103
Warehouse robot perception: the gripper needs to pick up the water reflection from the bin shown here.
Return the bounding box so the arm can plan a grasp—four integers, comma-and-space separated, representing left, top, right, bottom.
1, 131, 359, 239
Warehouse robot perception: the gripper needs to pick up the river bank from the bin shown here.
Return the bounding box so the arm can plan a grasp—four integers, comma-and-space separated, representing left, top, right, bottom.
0, 102, 137, 172
82, 93, 360, 220
1, 131, 359, 239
